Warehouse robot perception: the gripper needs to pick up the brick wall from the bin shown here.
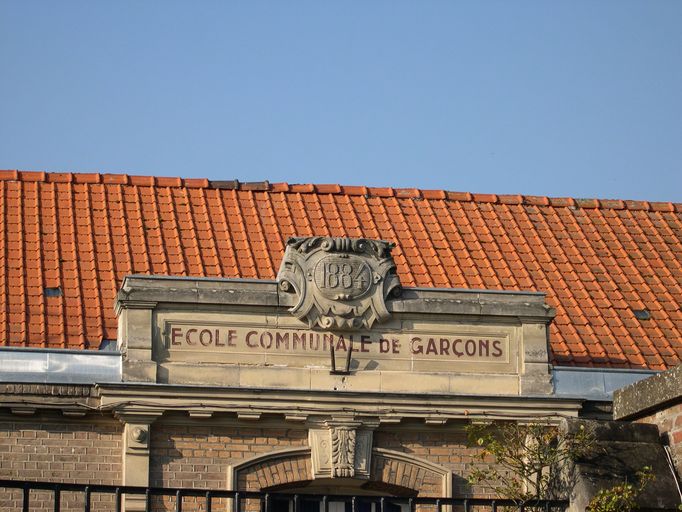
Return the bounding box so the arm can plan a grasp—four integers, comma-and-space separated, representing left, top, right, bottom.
374, 429, 491, 498
636, 402, 682, 478
0, 417, 123, 512
0, 418, 501, 512
150, 422, 309, 512
147, 422, 490, 511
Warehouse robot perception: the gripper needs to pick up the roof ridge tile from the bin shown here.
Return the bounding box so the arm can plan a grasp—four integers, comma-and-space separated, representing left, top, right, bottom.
472, 193, 498, 203
102, 174, 129, 184
341, 185, 368, 196
395, 188, 421, 198
421, 189, 446, 200
129, 175, 155, 187
0, 170, 680, 212
498, 194, 524, 205
446, 191, 473, 201
19, 171, 47, 182
367, 186, 394, 197
314, 184, 342, 194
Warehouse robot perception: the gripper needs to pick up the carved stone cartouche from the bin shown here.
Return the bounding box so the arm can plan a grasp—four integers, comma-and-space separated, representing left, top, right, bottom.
277, 237, 401, 330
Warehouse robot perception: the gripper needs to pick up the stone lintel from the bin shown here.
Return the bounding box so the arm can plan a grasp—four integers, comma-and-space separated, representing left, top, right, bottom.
613, 364, 682, 420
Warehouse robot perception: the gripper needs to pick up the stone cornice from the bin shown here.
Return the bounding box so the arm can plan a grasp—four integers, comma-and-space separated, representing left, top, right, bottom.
115, 275, 555, 321
0, 383, 93, 397
0, 383, 98, 417
96, 383, 583, 422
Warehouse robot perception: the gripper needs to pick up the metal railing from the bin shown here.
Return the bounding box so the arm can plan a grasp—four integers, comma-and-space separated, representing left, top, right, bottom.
0, 479, 569, 512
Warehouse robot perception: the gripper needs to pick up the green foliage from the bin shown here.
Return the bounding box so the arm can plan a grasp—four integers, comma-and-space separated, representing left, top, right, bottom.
465, 421, 594, 503
586, 466, 655, 512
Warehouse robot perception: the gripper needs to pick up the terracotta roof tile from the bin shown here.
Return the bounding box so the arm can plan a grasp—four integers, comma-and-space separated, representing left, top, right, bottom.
0, 170, 681, 369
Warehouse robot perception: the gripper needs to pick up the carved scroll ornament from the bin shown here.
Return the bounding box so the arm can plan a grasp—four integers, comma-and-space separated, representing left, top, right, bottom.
277, 237, 401, 330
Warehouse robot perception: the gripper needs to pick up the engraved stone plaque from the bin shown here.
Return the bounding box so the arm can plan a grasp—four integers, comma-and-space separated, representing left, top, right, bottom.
277, 237, 401, 330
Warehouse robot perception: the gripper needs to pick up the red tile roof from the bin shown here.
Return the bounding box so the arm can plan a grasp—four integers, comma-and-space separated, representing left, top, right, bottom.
0, 170, 680, 370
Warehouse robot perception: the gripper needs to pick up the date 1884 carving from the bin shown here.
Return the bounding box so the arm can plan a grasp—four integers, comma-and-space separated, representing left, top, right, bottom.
277, 237, 401, 330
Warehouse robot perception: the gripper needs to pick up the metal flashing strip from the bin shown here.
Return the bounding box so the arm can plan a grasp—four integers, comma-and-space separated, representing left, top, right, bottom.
0, 347, 121, 384
552, 366, 657, 400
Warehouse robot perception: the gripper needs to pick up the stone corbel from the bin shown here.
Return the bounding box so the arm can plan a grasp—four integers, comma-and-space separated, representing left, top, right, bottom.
309, 418, 373, 479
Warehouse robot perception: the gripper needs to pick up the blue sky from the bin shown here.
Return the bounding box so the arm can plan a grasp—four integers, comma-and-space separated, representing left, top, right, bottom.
1, 1, 681, 201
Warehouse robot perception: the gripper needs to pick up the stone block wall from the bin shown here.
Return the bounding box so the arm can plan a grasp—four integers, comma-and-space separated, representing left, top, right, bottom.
635, 403, 682, 477
613, 364, 682, 480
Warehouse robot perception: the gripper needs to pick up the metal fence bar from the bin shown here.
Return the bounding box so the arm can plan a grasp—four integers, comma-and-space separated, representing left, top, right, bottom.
0, 479, 569, 511
84, 485, 91, 512
53, 486, 61, 512
115, 487, 122, 512
22, 484, 29, 512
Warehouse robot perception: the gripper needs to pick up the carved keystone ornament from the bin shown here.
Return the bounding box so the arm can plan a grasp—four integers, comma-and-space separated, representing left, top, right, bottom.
277, 237, 401, 330
310, 426, 373, 479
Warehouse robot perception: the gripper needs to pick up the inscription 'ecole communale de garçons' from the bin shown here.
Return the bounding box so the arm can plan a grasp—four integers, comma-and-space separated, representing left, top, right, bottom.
166, 326, 506, 359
